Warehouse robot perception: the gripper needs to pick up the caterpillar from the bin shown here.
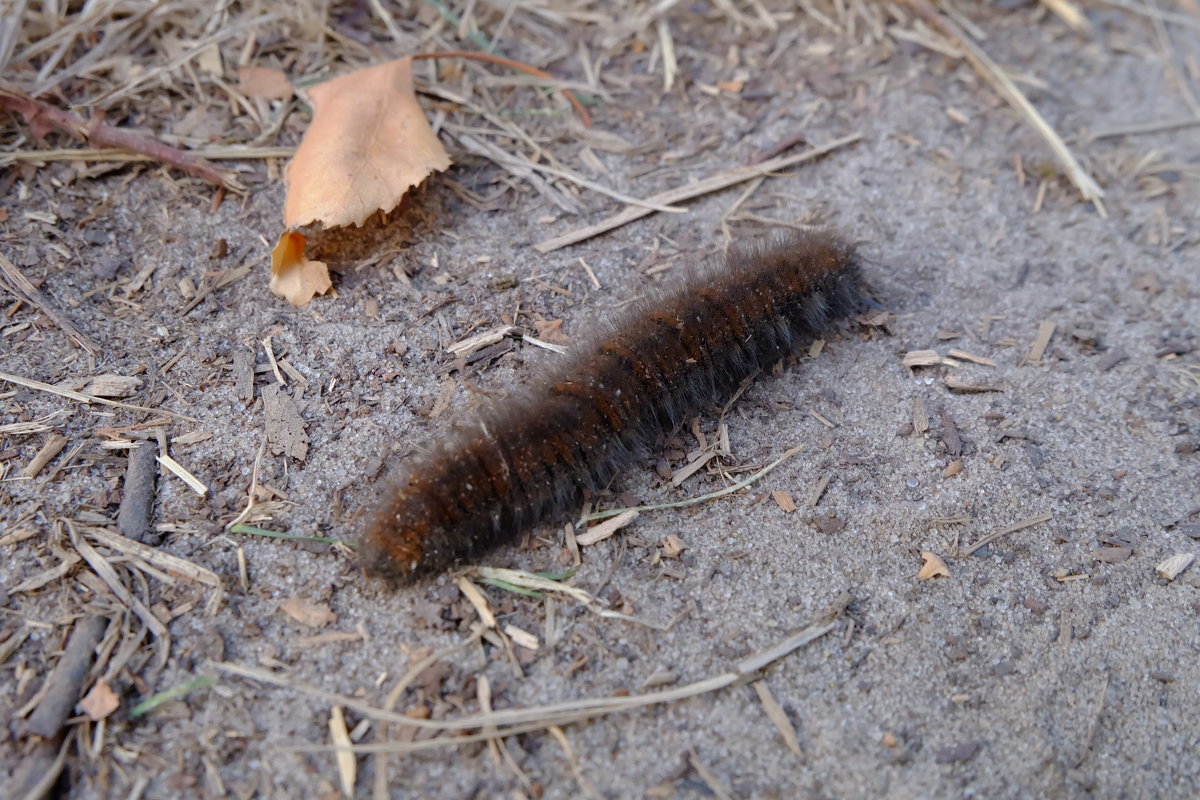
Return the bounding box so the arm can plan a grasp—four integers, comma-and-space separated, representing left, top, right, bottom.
361, 229, 864, 582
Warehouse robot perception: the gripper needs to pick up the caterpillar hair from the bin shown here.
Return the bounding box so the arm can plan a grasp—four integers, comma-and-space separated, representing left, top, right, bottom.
361, 229, 864, 582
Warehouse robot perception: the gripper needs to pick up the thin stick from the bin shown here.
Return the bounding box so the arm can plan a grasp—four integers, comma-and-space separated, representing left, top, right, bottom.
214, 616, 839, 743
581, 443, 805, 523
962, 512, 1053, 556
534, 133, 861, 252
901, 1, 1104, 211
0, 86, 236, 190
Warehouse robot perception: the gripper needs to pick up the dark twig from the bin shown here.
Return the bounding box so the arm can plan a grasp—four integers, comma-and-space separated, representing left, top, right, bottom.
0, 85, 237, 190
117, 441, 160, 546
25, 615, 109, 738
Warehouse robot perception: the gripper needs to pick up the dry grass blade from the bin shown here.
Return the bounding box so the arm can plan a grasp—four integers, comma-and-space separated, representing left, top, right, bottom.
0, 370, 198, 422
534, 133, 862, 252
474, 567, 665, 629
688, 749, 734, 800
902, 0, 1105, 211
581, 444, 805, 523
0, 145, 298, 163
0, 410, 68, 435
215, 614, 840, 751
65, 520, 170, 669
753, 680, 804, 758
80, 524, 224, 615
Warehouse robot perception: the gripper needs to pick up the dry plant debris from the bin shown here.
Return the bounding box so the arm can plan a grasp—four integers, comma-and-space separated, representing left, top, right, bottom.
271, 57, 451, 305
918, 551, 951, 580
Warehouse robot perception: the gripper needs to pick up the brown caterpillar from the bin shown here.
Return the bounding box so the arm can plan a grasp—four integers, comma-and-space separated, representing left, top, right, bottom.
361, 229, 863, 582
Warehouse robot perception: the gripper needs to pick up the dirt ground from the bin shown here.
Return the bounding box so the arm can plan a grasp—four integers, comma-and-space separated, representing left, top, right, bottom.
3, 2, 1199, 799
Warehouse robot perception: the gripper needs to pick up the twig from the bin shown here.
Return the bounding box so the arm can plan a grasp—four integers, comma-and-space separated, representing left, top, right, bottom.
25, 616, 108, 738
962, 512, 1053, 555
117, 441, 160, 545
0, 85, 237, 190
901, 1, 1104, 211
534, 133, 862, 252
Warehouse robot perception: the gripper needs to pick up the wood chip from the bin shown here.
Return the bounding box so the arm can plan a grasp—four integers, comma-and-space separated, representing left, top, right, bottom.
81, 374, 142, 398
1025, 320, 1056, 364
329, 705, 356, 798
1090, 547, 1133, 564
902, 349, 944, 367
772, 490, 797, 513
456, 576, 496, 628
503, 624, 539, 651
669, 450, 715, 487
1156, 553, 1195, 581
20, 432, 67, 479
172, 430, 212, 446
661, 534, 687, 558
912, 397, 928, 434
157, 453, 208, 496
232, 347, 255, 404
447, 325, 517, 357
945, 374, 1002, 392
576, 509, 639, 546
946, 349, 996, 367
939, 407, 962, 457
807, 475, 830, 508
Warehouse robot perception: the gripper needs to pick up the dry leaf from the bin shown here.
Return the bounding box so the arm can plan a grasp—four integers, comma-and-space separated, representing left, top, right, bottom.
284, 57, 450, 229
280, 597, 336, 627
918, 551, 951, 580
238, 66, 293, 100
269, 57, 450, 305
79, 678, 119, 721
269, 231, 331, 306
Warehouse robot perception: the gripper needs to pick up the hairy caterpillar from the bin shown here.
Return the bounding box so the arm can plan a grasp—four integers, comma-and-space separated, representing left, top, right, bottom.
362, 230, 863, 582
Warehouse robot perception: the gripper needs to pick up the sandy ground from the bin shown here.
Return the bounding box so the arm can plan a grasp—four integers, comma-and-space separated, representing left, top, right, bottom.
3, 4, 1199, 799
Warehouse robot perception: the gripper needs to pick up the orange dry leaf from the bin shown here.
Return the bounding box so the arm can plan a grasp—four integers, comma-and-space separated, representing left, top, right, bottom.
270, 56, 451, 305
270, 231, 330, 306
